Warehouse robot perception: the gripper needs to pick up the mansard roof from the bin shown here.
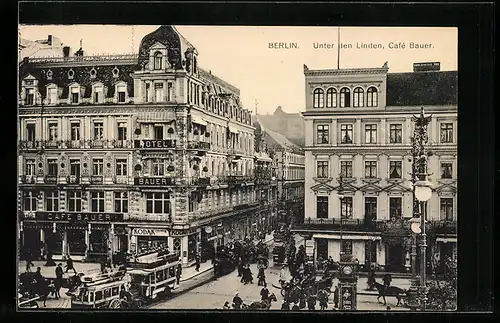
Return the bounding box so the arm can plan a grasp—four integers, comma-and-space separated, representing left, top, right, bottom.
386, 70, 457, 106
19, 63, 135, 99
138, 25, 197, 70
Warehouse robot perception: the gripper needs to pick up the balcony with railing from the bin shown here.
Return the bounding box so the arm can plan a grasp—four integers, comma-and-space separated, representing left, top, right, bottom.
67, 175, 80, 184
227, 173, 253, 186
123, 213, 171, 222
28, 53, 139, 65
187, 141, 211, 151
19, 141, 40, 151
293, 218, 387, 232
187, 177, 211, 187
428, 220, 457, 235
20, 175, 36, 184
230, 147, 245, 156
44, 175, 58, 184
90, 175, 104, 184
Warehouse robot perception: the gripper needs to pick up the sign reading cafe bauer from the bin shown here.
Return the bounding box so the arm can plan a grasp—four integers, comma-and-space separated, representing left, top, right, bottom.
35, 212, 123, 222
134, 177, 174, 186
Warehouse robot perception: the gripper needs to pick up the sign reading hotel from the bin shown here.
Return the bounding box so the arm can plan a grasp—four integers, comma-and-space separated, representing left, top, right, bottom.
132, 228, 169, 236
35, 212, 123, 222
134, 177, 174, 186
134, 139, 176, 149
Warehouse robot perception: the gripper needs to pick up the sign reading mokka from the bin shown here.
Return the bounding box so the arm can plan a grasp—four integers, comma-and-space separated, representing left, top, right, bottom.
35, 212, 123, 222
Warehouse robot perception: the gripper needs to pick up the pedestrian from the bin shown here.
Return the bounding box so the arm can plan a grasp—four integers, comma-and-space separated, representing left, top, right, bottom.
292, 304, 300, 311
34, 267, 44, 284
367, 266, 376, 290
25, 249, 34, 273
195, 254, 201, 272
299, 296, 306, 309
257, 267, 266, 286
307, 294, 316, 310
279, 265, 286, 286
386, 306, 391, 311
54, 263, 64, 299
260, 283, 270, 301
65, 256, 77, 274
247, 266, 253, 284
232, 292, 243, 309
281, 301, 290, 310
333, 286, 339, 309
176, 263, 182, 284
237, 258, 243, 277
100, 258, 107, 273
223, 301, 231, 309
383, 272, 392, 290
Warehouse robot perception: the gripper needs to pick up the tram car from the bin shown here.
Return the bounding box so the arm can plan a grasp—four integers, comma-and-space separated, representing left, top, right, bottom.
272, 241, 286, 266
70, 251, 181, 309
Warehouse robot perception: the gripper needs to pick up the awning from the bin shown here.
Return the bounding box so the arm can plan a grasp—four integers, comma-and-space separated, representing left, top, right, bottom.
436, 237, 457, 243
312, 233, 381, 241
191, 115, 207, 126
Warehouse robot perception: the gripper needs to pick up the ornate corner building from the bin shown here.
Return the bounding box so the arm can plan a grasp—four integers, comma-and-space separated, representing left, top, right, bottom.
17, 26, 277, 267
295, 63, 457, 274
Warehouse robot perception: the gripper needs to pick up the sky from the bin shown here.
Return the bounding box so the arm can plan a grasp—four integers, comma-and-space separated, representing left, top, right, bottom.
19, 25, 457, 115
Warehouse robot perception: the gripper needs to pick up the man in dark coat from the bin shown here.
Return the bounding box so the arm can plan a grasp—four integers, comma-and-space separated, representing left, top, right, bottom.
195, 254, 201, 272
281, 301, 290, 310
260, 284, 270, 301
25, 250, 34, 272
232, 292, 243, 309
382, 273, 392, 291
257, 267, 266, 286
54, 263, 64, 299
176, 263, 182, 284
307, 294, 316, 310
333, 286, 339, 308
65, 257, 77, 274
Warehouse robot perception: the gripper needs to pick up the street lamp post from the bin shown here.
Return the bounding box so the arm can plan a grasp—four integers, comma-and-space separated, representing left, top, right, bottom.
410, 106, 433, 311
337, 175, 345, 260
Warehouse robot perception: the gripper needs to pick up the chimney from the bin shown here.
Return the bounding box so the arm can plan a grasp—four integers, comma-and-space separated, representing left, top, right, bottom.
63, 46, 70, 57
48, 35, 61, 47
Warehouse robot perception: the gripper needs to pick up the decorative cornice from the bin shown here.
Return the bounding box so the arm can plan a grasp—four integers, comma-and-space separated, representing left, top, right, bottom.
305, 67, 389, 77
18, 105, 181, 115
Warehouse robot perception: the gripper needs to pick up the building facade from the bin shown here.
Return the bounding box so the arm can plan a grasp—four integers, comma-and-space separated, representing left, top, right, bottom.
256, 106, 305, 147
255, 122, 306, 225
18, 25, 275, 267
295, 63, 457, 273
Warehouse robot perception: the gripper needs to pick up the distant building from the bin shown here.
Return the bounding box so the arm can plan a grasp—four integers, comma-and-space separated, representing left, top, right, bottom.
19, 35, 66, 62
296, 62, 457, 273
256, 106, 305, 147
254, 121, 305, 225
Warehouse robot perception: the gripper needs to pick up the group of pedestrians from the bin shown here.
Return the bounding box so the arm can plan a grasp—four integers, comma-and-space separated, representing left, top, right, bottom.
238, 263, 254, 285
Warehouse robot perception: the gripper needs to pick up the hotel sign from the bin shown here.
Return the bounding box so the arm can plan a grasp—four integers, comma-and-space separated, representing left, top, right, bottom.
132, 228, 169, 236
35, 212, 124, 223
134, 140, 176, 149
134, 177, 174, 186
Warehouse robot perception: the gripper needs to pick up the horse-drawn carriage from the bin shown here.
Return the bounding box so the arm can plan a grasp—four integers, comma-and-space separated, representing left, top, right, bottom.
18, 272, 56, 308
214, 248, 237, 277
70, 251, 181, 309
280, 274, 334, 306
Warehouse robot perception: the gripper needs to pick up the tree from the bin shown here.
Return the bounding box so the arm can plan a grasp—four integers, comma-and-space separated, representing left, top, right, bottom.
426, 255, 457, 311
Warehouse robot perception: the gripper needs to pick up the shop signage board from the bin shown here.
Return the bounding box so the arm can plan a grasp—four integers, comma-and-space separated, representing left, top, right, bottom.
305, 240, 314, 256
134, 177, 174, 186
35, 212, 124, 223
132, 228, 169, 236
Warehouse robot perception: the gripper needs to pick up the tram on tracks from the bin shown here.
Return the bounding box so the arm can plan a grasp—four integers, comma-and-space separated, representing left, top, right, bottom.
70, 251, 181, 309
272, 222, 290, 266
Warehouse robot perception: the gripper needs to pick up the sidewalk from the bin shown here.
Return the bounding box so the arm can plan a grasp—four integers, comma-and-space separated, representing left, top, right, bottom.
178, 232, 276, 284
18, 260, 101, 279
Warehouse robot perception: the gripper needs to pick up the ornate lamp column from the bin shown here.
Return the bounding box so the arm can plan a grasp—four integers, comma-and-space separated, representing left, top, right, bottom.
410, 107, 434, 311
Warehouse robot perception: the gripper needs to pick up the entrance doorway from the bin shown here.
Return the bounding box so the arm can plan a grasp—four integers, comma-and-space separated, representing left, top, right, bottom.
386, 243, 405, 272
438, 242, 454, 275
364, 240, 377, 270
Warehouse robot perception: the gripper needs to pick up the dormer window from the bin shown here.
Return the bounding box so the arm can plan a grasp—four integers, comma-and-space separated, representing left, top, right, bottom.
46, 84, 58, 105
70, 85, 80, 104
25, 88, 35, 105
154, 52, 163, 70
114, 82, 128, 104
93, 83, 104, 103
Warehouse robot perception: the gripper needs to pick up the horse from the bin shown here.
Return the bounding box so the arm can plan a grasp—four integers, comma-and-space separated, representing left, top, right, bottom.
372, 281, 407, 306
247, 293, 278, 310
19, 273, 55, 307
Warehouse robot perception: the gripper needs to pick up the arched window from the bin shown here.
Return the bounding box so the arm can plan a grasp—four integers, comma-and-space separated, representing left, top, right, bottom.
366, 87, 378, 107
153, 52, 163, 70
326, 88, 337, 108
353, 87, 364, 107
340, 87, 351, 107
313, 88, 324, 108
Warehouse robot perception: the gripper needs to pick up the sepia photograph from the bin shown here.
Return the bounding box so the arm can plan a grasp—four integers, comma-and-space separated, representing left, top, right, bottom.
17, 24, 458, 311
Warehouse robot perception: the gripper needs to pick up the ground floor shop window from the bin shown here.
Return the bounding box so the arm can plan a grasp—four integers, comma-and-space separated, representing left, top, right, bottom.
44, 229, 62, 255
137, 236, 168, 254
187, 235, 197, 262
67, 230, 86, 255
89, 231, 107, 254
316, 238, 328, 262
